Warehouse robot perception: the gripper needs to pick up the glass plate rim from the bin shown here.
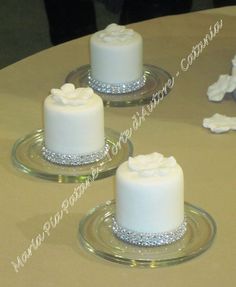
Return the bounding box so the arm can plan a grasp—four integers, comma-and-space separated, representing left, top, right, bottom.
11, 128, 133, 183
79, 200, 217, 267
65, 64, 172, 107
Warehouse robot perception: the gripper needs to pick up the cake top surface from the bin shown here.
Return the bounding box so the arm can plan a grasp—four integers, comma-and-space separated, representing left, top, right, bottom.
49, 84, 95, 106
127, 152, 178, 177
92, 23, 140, 44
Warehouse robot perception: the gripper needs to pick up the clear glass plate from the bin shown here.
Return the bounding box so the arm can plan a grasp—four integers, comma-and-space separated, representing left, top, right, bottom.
79, 200, 216, 267
65, 64, 172, 107
11, 129, 133, 183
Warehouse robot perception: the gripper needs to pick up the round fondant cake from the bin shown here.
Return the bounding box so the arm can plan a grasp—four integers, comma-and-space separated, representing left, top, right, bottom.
89, 23, 145, 93
43, 83, 107, 165
113, 152, 186, 246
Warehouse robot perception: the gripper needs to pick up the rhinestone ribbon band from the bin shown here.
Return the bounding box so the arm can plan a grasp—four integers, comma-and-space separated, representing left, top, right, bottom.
88, 72, 146, 94
42, 143, 110, 166
112, 217, 187, 247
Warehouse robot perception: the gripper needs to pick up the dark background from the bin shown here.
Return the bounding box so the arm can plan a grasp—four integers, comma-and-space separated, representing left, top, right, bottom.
0, 0, 235, 69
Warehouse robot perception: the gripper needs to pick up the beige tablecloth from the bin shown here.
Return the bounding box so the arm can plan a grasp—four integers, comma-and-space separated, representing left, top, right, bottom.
1, 6, 236, 287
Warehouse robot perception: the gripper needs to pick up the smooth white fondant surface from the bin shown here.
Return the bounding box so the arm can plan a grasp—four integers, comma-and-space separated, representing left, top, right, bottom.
90, 23, 143, 84
44, 84, 105, 154
116, 153, 184, 233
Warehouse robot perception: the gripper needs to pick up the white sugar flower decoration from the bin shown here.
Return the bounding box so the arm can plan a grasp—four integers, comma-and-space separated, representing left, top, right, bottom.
207, 75, 236, 102
203, 113, 236, 133
128, 152, 176, 177
51, 84, 93, 105
207, 54, 236, 102
99, 23, 134, 43
232, 54, 236, 78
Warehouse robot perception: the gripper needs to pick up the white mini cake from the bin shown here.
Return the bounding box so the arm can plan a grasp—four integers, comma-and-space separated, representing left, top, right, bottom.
113, 152, 186, 246
89, 23, 145, 93
43, 83, 107, 165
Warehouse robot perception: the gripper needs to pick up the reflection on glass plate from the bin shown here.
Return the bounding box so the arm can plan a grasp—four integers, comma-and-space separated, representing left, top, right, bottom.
79, 200, 216, 267
65, 64, 172, 107
11, 129, 133, 183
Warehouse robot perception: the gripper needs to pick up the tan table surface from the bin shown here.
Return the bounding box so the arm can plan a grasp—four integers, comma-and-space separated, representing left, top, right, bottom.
1, 6, 236, 287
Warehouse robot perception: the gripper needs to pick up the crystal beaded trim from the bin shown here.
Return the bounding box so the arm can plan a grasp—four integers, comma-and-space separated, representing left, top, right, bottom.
42, 143, 110, 166
88, 72, 146, 94
112, 217, 187, 247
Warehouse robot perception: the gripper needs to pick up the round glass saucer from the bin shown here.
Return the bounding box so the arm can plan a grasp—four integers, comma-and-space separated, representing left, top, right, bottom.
65, 64, 172, 107
11, 129, 133, 183
79, 200, 216, 267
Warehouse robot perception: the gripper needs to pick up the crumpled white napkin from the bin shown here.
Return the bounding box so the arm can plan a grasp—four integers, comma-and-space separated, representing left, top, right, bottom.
203, 113, 236, 133
207, 55, 236, 102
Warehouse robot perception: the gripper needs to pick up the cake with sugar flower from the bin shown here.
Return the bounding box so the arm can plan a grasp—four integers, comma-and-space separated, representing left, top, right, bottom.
113, 152, 186, 246
89, 23, 145, 94
42, 83, 108, 165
